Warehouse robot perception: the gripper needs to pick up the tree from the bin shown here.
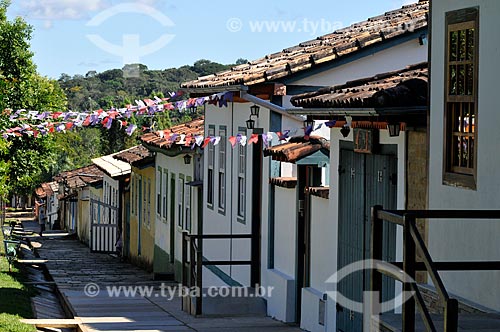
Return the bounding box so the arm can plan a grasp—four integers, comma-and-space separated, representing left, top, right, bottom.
236, 58, 248, 65
0, 1, 67, 197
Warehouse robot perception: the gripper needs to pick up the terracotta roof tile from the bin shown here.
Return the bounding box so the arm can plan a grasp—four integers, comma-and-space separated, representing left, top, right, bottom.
290, 62, 428, 108
35, 187, 46, 198
140, 117, 204, 150
264, 136, 330, 163
182, 2, 428, 89
114, 145, 153, 165
54, 164, 104, 189
306, 187, 330, 199
269, 177, 297, 189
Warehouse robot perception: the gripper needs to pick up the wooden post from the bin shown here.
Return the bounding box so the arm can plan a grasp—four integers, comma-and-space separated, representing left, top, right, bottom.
189, 236, 197, 315
444, 299, 458, 332
196, 238, 203, 316
181, 232, 188, 310
402, 214, 416, 332
370, 205, 383, 329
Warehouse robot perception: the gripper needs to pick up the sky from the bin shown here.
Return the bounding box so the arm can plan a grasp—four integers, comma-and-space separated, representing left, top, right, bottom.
8, 0, 416, 79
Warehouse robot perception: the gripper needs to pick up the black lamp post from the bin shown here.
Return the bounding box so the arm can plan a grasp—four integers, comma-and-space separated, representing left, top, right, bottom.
246, 118, 256, 130
183, 154, 192, 165
340, 125, 351, 138
387, 122, 401, 137
304, 118, 315, 128
250, 104, 260, 117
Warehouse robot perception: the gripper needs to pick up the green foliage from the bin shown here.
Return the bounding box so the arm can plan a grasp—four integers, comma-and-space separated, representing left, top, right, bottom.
0, 230, 37, 332
58, 59, 235, 116
51, 128, 102, 175
0, 2, 67, 197
235, 58, 248, 65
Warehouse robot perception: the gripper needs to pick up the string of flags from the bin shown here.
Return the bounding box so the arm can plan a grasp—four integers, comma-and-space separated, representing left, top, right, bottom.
0, 89, 343, 149
152, 120, 339, 151
1, 91, 235, 139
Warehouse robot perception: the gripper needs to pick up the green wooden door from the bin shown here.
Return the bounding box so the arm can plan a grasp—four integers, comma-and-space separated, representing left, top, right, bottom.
337, 147, 397, 332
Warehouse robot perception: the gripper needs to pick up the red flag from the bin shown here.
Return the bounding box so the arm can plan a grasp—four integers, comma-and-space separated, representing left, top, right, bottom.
185, 135, 193, 146
229, 136, 237, 148
248, 134, 259, 145
83, 116, 91, 127
202, 138, 211, 149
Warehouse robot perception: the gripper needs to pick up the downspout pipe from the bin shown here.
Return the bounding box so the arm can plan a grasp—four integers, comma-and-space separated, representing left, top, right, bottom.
239, 91, 304, 122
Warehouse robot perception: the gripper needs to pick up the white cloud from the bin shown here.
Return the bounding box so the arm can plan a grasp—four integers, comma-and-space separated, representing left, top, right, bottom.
20, 0, 110, 21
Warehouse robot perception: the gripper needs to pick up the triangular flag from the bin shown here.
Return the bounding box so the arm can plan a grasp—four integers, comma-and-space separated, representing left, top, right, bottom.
229, 136, 237, 148
248, 134, 259, 145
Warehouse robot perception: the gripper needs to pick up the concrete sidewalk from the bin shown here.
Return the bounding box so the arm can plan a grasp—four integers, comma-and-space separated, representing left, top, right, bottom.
32, 234, 303, 332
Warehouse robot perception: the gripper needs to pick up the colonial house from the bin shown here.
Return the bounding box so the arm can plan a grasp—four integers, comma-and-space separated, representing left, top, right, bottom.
139, 117, 204, 280
53, 164, 104, 241
181, 0, 428, 329
34, 181, 59, 230
425, 0, 500, 325
114, 145, 155, 268
263, 135, 331, 325
91, 152, 131, 253
289, 63, 428, 332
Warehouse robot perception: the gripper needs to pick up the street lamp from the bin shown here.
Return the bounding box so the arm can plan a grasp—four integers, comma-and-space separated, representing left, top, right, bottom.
246, 118, 256, 130
340, 125, 351, 138
250, 104, 260, 118
387, 122, 401, 137
304, 118, 315, 128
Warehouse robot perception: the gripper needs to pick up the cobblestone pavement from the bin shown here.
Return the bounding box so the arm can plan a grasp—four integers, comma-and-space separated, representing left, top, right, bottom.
33, 234, 303, 332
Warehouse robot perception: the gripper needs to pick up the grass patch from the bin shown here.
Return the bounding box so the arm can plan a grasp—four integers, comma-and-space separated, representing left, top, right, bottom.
0, 227, 36, 332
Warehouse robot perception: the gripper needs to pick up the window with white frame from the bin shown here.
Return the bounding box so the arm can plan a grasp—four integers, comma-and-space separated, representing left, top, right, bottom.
142, 177, 147, 226
207, 125, 215, 207
147, 179, 151, 227
237, 127, 246, 222
157, 167, 162, 215
218, 126, 226, 213
178, 175, 185, 227
185, 179, 191, 231
135, 176, 139, 216
162, 170, 168, 221
131, 175, 134, 215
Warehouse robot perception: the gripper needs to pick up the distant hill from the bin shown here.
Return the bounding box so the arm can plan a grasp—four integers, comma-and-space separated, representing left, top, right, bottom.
48, 59, 247, 178
58, 59, 247, 111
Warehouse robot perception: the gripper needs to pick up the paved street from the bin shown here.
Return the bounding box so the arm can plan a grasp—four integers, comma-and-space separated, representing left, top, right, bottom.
31, 232, 302, 332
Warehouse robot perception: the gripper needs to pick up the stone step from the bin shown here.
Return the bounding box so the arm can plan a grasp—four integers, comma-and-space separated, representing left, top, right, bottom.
196, 287, 267, 317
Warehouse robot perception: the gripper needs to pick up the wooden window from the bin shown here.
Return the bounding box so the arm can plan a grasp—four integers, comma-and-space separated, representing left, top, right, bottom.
130, 174, 135, 215
237, 127, 247, 221
444, 7, 479, 189
170, 174, 175, 231
142, 177, 147, 226
147, 179, 151, 227
157, 167, 162, 216
218, 126, 226, 213
185, 178, 191, 231
162, 170, 168, 221
207, 125, 215, 207
178, 175, 184, 228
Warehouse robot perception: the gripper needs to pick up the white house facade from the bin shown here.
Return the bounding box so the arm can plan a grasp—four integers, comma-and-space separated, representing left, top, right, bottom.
182, 2, 429, 331
139, 118, 204, 280
428, 0, 500, 312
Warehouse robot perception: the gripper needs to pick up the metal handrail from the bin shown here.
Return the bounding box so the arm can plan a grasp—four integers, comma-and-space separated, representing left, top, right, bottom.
407, 220, 450, 304
181, 232, 253, 316
371, 207, 500, 332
